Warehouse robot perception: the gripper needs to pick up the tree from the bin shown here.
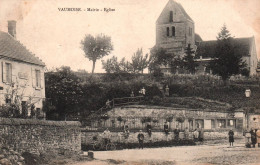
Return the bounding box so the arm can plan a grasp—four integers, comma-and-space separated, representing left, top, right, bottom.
209, 25, 248, 82
102, 56, 132, 73
183, 44, 198, 74
81, 34, 113, 74
102, 56, 120, 73
130, 48, 150, 74
45, 66, 84, 120
149, 46, 172, 74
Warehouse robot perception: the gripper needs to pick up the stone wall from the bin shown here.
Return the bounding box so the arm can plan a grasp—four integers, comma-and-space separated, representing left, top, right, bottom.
0, 118, 81, 155
81, 130, 243, 145
91, 105, 244, 132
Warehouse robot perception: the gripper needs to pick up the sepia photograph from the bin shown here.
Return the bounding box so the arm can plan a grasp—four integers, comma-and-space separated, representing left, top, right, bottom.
0, 0, 260, 164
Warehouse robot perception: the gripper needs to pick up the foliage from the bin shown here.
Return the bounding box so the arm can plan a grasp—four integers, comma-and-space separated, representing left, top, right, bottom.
81, 34, 113, 74
101, 56, 120, 73
102, 48, 150, 74
209, 25, 248, 82
166, 116, 174, 122
117, 116, 123, 122
176, 116, 185, 123
102, 56, 132, 74
130, 48, 150, 74
183, 44, 198, 74
149, 46, 172, 75
0, 82, 38, 119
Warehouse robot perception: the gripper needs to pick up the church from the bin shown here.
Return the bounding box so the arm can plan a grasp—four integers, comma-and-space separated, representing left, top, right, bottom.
156, 0, 258, 76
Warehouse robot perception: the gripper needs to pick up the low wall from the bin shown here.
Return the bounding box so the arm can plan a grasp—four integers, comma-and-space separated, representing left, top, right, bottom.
81, 130, 243, 145
0, 118, 81, 155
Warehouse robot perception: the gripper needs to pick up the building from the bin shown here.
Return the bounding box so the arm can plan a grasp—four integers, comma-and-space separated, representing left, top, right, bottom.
155, 0, 258, 76
0, 20, 45, 117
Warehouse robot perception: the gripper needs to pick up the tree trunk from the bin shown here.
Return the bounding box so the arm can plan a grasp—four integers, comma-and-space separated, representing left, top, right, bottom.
92, 60, 96, 74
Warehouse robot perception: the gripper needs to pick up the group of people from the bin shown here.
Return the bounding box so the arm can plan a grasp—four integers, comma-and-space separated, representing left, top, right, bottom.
229, 128, 260, 147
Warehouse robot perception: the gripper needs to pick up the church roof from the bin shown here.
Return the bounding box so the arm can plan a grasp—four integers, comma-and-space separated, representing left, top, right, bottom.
0, 31, 45, 66
195, 33, 203, 42
195, 37, 253, 59
176, 1, 193, 22
156, 0, 193, 24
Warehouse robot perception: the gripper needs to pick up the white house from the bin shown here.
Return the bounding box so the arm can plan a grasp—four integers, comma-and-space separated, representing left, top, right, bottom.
0, 20, 45, 117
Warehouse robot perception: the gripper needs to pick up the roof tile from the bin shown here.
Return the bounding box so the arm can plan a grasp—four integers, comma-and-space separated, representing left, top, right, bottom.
0, 31, 45, 66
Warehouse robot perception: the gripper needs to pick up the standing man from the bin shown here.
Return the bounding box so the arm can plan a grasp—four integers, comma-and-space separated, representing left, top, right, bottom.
184, 127, 189, 140
103, 128, 111, 145
193, 129, 199, 142
250, 129, 257, 148
164, 122, 169, 134
174, 128, 180, 140
228, 129, 234, 146
137, 130, 144, 149
256, 129, 260, 147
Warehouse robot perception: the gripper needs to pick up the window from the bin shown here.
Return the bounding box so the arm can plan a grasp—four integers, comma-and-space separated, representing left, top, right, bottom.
195, 119, 204, 128
35, 70, 41, 88
211, 119, 215, 129
189, 27, 193, 36
166, 27, 170, 36
169, 11, 173, 22
172, 26, 175, 37
227, 119, 236, 128
5, 63, 12, 83
217, 119, 226, 128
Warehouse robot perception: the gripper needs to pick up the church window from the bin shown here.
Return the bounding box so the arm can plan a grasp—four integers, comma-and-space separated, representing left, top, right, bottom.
169, 11, 173, 22
189, 27, 193, 36
166, 27, 170, 36
172, 26, 175, 37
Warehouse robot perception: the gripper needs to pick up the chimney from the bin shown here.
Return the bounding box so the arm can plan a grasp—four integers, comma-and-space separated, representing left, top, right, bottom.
8, 20, 16, 38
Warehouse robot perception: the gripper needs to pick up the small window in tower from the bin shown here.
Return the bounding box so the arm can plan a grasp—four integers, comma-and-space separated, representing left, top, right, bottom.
172, 26, 175, 37
169, 11, 173, 22
190, 28, 192, 36
166, 27, 170, 36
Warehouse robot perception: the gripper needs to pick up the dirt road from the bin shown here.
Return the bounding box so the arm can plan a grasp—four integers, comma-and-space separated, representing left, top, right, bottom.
74, 142, 260, 165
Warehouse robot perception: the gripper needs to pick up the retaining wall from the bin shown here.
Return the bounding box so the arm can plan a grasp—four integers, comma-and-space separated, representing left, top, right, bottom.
81, 130, 243, 145
0, 118, 81, 155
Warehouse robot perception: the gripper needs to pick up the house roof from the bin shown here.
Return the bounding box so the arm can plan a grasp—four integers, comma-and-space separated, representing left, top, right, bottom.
0, 31, 45, 66
195, 37, 252, 59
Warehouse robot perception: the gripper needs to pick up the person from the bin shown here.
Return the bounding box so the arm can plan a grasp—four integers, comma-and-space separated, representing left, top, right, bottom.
199, 128, 204, 142
105, 99, 111, 109
147, 123, 152, 137
130, 91, 134, 97
174, 128, 180, 140
103, 128, 111, 145
256, 129, 260, 147
184, 127, 189, 140
137, 130, 144, 149
250, 129, 257, 148
193, 129, 199, 142
124, 125, 130, 139
228, 129, 234, 146
164, 122, 169, 135
139, 87, 146, 96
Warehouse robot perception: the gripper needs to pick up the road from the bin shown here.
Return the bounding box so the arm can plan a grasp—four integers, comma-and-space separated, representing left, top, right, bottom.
74, 142, 260, 165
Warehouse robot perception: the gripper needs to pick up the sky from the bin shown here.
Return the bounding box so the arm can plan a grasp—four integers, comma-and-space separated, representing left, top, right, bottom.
0, 0, 259, 73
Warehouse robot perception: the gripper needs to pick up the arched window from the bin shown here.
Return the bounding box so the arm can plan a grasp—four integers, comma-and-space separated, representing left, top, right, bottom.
172, 26, 175, 37
169, 11, 173, 22
166, 27, 170, 36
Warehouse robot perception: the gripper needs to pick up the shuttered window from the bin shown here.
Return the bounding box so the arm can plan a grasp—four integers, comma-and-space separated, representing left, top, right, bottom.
166, 27, 170, 36
3, 62, 12, 84
172, 26, 175, 37
35, 69, 41, 88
